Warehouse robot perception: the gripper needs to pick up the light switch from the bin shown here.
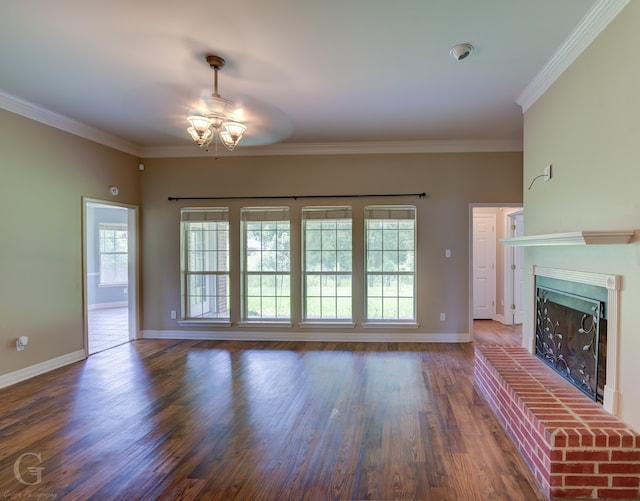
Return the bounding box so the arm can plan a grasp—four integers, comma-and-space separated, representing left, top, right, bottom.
445, 249, 451, 258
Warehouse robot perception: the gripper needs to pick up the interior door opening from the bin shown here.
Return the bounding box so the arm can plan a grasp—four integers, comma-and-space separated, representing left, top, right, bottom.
83, 199, 138, 354
469, 205, 523, 338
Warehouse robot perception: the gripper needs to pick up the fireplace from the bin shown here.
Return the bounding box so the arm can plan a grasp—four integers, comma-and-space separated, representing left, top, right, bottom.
535, 279, 607, 402
530, 266, 621, 415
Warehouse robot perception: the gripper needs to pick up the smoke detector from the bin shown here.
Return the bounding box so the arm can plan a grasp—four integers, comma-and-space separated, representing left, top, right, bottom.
450, 43, 474, 61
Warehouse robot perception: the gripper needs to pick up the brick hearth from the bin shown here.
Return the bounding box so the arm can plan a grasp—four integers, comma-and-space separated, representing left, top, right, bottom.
475, 344, 640, 500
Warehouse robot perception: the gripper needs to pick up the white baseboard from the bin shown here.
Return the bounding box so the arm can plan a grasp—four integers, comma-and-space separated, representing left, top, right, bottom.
0, 350, 86, 389
142, 329, 471, 343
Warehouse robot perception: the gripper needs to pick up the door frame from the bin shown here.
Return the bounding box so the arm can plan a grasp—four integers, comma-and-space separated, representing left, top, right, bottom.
504, 209, 524, 325
82, 197, 139, 354
468, 203, 522, 340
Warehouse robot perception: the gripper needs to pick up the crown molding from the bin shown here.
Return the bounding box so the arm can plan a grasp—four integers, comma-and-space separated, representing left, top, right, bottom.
140, 139, 523, 159
1, 88, 522, 159
517, 0, 629, 113
0, 88, 521, 158
0, 90, 142, 157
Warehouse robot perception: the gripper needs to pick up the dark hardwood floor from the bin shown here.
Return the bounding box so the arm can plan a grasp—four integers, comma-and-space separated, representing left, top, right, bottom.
0, 322, 543, 500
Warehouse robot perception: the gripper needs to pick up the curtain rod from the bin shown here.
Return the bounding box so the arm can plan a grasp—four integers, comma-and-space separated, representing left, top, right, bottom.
168, 192, 427, 202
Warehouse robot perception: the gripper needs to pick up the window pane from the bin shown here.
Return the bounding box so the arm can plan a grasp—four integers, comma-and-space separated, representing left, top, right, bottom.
306, 275, 321, 297
321, 275, 336, 296
307, 297, 321, 319
306, 250, 321, 272
367, 251, 382, 272
241, 210, 291, 321
180, 210, 230, 321
399, 275, 414, 296
367, 229, 383, 250
321, 297, 336, 318
398, 298, 414, 319
337, 251, 352, 272
367, 297, 383, 319
336, 297, 352, 318
383, 228, 398, 249
383, 299, 399, 318
336, 275, 351, 297
306, 229, 322, 250
246, 274, 261, 295
321, 251, 336, 272
302, 210, 353, 321
364, 206, 416, 322
246, 250, 262, 272
367, 274, 383, 297
383, 276, 399, 296
399, 251, 414, 271
322, 230, 336, 251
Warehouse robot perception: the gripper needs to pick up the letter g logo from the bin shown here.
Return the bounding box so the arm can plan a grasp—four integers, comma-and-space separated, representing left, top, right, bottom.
13, 452, 45, 485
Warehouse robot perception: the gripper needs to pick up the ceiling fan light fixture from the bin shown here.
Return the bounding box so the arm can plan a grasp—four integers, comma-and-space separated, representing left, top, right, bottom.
186, 54, 246, 152
220, 121, 247, 151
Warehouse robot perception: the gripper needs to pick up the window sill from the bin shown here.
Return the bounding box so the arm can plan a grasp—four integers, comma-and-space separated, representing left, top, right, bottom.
237, 321, 293, 328
98, 282, 127, 288
361, 322, 419, 329
178, 320, 232, 327
299, 321, 356, 328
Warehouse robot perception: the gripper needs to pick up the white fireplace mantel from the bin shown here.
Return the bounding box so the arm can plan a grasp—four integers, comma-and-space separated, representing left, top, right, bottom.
501, 230, 634, 247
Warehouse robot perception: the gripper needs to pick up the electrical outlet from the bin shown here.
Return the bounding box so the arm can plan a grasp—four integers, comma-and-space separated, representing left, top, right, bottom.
440, 313, 446, 321
544, 164, 552, 181
170, 310, 177, 320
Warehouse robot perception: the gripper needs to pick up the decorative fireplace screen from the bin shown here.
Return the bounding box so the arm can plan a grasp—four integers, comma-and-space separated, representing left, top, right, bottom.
535, 284, 607, 402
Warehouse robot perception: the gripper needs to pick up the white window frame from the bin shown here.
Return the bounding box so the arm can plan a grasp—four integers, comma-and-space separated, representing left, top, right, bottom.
241, 207, 291, 323
364, 205, 417, 324
180, 208, 230, 322
99, 223, 128, 286
302, 206, 353, 323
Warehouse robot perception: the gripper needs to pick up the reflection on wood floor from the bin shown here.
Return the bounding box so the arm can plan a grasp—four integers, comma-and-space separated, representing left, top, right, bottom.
0, 321, 543, 500
473, 319, 522, 346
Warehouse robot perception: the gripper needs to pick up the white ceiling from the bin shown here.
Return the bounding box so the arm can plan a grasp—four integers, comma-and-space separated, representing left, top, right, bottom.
0, 0, 619, 157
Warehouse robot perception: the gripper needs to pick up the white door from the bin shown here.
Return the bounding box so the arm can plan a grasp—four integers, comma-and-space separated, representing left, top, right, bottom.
473, 214, 496, 319
512, 212, 524, 324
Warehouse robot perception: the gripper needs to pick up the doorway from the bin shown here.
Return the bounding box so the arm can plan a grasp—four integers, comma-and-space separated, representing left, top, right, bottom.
469, 205, 523, 336
83, 198, 138, 354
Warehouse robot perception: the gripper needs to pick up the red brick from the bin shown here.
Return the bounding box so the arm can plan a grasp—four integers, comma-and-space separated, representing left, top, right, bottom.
619, 432, 636, 448
567, 432, 581, 447
611, 476, 640, 487
549, 474, 564, 487
565, 450, 610, 462
564, 475, 609, 487
598, 463, 640, 474
593, 429, 608, 447
550, 487, 594, 498
551, 462, 595, 474
553, 432, 568, 448
611, 450, 640, 462
596, 488, 640, 499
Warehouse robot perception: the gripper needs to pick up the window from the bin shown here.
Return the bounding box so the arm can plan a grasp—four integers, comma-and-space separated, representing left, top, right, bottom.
302, 207, 352, 321
365, 206, 416, 321
99, 223, 128, 285
181, 208, 229, 320
241, 207, 290, 321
